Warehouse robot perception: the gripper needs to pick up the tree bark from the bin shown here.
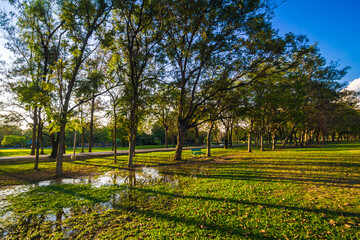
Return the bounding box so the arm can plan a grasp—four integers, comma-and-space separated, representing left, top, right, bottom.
207, 122, 214, 157
31, 106, 38, 155
174, 123, 186, 161
88, 96, 95, 152
34, 108, 42, 170
272, 132, 276, 151
39, 122, 44, 154
260, 131, 264, 151
113, 114, 117, 164
282, 123, 297, 148
81, 127, 85, 153
128, 99, 137, 167
248, 121, 253, 153
56, 125, 66, 176
50, 132, 59, 158
194, 126, 199, 146
164, 126, 169, 148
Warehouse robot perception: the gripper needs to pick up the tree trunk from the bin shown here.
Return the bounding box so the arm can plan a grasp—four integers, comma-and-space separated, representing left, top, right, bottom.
248, 121, 253, 153
128, 101, 137, 167
34, 108, 42, 170
113, 119, 117, 164
88, 96, 95, 152
224, 128, 229, 149
81, 127, 85, 153
39, 122, 44, 154
248, 131, 252, 153
194, 126, 199, 146
272, 132, 276, 151
31, 106, 38, 155
164, 126, 169, 148
282, 123, 297, 148
260, 132, 264, 151
56, 125, 66, 176
174, 123, 186, 161
229, 123, 233, 147
50, 132, 59, 158
207, 122, 214, 157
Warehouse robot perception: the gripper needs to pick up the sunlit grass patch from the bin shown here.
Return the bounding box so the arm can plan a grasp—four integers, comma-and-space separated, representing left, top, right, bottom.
0, 142, 359, 239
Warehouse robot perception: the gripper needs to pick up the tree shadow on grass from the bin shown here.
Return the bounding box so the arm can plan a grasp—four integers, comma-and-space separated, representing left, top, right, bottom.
133, 187, 360, 218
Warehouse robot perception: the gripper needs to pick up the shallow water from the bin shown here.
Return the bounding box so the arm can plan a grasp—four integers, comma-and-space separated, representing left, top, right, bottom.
0, 166, 191, 237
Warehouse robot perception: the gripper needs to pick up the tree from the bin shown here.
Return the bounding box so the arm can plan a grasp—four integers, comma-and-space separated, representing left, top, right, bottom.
54, 0, 112, 176
108, 0, 164, 167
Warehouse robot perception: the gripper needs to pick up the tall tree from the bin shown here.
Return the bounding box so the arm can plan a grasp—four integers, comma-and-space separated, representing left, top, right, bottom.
108, 0, 163, 167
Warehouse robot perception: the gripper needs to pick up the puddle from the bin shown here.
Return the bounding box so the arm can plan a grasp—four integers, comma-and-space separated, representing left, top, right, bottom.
0, 166, 192, 237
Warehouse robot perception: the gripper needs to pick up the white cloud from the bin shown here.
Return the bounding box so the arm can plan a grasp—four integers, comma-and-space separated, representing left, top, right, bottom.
346, 77, 360, 91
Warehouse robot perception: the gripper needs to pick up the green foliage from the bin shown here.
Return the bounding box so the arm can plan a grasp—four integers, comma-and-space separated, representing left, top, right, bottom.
1, 135, 27, 147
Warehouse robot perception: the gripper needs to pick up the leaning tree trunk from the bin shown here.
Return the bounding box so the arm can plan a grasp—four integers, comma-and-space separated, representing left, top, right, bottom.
31, 106, 38, 155
207, 122, 214, 157
174, 122, 187, 161
282, 123, 297, 148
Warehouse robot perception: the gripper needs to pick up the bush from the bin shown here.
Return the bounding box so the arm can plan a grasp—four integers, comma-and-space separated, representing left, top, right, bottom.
1, 135, 27, 148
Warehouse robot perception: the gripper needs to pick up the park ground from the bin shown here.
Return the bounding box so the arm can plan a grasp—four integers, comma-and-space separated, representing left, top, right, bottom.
0, 142, 359, 239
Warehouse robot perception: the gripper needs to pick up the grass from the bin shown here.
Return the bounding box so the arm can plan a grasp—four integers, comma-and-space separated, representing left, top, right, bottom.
0, 142, 359, 239
0, 144, 166, 157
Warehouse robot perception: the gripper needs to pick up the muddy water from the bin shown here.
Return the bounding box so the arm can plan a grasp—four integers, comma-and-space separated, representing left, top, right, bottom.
0, 166, 204, 238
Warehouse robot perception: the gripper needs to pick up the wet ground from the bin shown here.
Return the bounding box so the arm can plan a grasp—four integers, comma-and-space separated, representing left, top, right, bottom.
0, 165, 205, 238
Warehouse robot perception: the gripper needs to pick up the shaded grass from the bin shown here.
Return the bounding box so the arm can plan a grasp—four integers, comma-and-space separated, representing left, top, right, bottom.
0, 142, 360, 239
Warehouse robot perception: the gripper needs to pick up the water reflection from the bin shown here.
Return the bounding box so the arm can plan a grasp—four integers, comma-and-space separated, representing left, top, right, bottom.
0, 166, 188, 238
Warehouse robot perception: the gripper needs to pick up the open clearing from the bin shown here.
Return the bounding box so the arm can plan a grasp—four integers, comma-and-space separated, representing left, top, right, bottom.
0, 142, 359, 239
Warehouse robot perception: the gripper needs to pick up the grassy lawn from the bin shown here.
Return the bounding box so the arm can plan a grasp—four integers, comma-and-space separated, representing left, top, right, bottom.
0, 144, 166, 157
0, 142, 359, 239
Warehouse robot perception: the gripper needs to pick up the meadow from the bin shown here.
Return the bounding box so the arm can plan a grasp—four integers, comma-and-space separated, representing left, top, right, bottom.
0, 145, 166, 157
0, 142, 359, 239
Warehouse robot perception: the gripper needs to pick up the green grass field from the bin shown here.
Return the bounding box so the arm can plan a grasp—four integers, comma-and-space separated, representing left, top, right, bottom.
0, 144, 166, 157
0, 142, 359, 239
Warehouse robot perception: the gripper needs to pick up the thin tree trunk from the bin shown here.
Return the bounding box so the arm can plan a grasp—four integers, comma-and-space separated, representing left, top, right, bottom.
40, 122, 44, 154
113, 119, 117, 164
31, 106, 38, 155
34, 108, 42, 170
260, 131, 264, 151
81, 127, 85, 153
282, 123, 297, 148
164, 126, 169, 148
88, 96, 95, 152
272, 132, 276, 150
248, 121, 253, 153
229, 123, 233, 147
207, 122, 214, 157
128, 100, 137, 167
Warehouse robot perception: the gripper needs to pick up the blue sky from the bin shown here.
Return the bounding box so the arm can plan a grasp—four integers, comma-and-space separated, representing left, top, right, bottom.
272, 0, 360, 89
